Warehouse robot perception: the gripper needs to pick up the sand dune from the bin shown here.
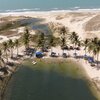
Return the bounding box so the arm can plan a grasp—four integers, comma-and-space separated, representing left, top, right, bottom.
0, 11, 100, 41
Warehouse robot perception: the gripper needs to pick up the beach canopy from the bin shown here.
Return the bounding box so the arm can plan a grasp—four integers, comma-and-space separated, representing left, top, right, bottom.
83, 55, 94, 63
88, 57, 94, 63
36, 51, 43, 58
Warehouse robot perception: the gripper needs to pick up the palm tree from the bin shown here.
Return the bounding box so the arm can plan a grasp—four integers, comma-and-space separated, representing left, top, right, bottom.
0, 49, 5, 67
88, 38, 97, 56
69, 32, 76, 43
37, 31, 45, 49
49, 35, 56, 53
8, 39, 14, 58
69, 32, 80, 53
88, 37, 100, 66
61, 37, 66, 54
2, 42, 8, 62
61, 37, 66, 47
83, 38, 90, 55
60, 27, 66, 45
95, 39, 100, 66
60, 26, 68, 40
23, 28, 30, 50
60, 26, 67, 35
14, 39, 19, 56
0, 50, 2, 60
0, 50, 2, 66
59, 26, 68, 54
74, 36, 81, 54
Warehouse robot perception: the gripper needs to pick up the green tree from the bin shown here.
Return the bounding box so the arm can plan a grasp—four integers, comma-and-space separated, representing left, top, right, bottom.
8, 39, 14, 58
37, 31, 45, 49
14, 39, 19, 56
0, 49, 5, 67
69, 32, 80, 53
0, 50, 2, 66
60, 27, 67, 47
23, 28, 30, 50
59, 26, 68, 54
69, 32, 76, 43
60, 26, 67, 36
83, 38, 90, 55
49, 35, 57, 53
0, 50, 2, 60
2, 42, 8, 62
88, 37, 100, 66
96, 39, 100, 66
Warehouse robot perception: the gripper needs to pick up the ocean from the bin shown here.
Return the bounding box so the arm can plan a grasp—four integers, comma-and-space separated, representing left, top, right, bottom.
0, 0, 100, 12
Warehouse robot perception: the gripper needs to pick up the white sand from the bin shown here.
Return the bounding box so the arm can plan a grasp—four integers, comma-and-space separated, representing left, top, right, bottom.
0, 11, 100, 43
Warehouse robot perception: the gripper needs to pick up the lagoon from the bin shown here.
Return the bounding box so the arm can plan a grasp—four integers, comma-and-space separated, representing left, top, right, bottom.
4, 59, 97, 100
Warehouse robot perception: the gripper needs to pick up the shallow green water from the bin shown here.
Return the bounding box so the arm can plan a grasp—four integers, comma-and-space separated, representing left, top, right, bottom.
4, 59, 97, 100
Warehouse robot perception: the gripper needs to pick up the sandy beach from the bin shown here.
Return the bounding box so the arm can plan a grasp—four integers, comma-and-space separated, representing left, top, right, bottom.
0, 10, 100, 99
0, 11, 100, 43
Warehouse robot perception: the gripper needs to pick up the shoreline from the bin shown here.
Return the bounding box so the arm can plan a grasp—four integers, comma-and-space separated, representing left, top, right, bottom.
72, 58, 100, 100
0, 63, 20, 100
0, 9, 100, 16
0, 57, 24, 100
1, 8, 100, 13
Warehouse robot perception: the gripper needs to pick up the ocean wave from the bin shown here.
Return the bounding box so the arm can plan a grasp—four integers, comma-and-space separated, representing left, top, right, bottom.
70, 6, 80, 10
33, 8, 40, 10
52, 8, 59, 10
0, 8, 41, 13
77, 8, 100, 11
74, 7, 80, 9
1, 7, 100, 14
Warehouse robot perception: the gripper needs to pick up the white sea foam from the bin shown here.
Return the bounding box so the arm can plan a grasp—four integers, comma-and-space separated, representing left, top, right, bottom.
52, 8, 59, 10
74, 6, 80, 9
0, 8, 99, 12
1, 8, 100, 16
33, 8, 40, 10
5, 9, 35, 12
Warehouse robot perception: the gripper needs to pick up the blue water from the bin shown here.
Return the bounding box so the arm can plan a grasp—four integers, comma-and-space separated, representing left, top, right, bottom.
0, 0, 100, 12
